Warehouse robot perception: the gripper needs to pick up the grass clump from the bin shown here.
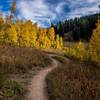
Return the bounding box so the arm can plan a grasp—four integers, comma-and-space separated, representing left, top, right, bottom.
0, 80, 26, 100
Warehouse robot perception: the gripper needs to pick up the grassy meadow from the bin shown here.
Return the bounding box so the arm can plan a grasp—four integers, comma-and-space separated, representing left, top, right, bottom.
46, 56, 100, 100
0, 44, 51, 100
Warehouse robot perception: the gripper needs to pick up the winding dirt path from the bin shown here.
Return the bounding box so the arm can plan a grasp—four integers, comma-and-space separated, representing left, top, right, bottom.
27, 54, 58, 100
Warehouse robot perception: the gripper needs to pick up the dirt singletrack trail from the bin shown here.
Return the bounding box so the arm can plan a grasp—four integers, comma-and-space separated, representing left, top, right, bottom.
27, 54, 58, 100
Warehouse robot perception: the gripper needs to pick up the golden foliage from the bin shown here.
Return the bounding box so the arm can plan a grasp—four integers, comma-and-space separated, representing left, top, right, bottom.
65, 20, 100, 66
55, 35, 63, 49
65, 41, 86, 61
89, 20, 100, 65
0, 17, 63, 49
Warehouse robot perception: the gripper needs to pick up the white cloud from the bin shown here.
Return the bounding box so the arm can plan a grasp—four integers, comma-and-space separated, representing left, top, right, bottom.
68, 5, 98, 18
16, 0, 100, 27
55, 2, 66, 14
17, 0, 56, 27
87, 0, 99, 3
66, 0, 100, 19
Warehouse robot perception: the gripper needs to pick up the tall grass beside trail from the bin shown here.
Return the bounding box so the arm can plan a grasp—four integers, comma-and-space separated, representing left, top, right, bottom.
0, 44, 51, 100
46, 59, 100, 100
0, 44, 51, 74
64, 41, 100, 66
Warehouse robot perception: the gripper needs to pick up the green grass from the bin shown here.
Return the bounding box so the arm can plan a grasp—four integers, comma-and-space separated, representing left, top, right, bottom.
46, 58, 100, 100
2, 80, 26, 100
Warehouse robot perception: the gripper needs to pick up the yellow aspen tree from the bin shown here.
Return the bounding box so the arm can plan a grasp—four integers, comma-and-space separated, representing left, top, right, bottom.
18, 21, 32, 47
59, 37, 63, 48
89, 20, 100, 65
37, 28, 46, 48
47, 27, 55, 47
0, 16, 4, 42
29, 23, 38, 47
43, 29, 51, 48
0, 17, 4, 27
15, 20, 24, 46
75, 41, 86, 60
43, 36, 51, 48
21, 28, 30, 47
7, 24, 18, 45
29, 29, 37, 47
0, 31, 4, 42
56, 35, 61, 49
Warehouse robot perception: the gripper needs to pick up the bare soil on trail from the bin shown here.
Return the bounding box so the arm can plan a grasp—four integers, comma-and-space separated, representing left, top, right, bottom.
26, 55, 58, 100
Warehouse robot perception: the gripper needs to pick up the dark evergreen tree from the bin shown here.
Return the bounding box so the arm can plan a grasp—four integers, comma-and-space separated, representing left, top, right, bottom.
54, 13, 100, 41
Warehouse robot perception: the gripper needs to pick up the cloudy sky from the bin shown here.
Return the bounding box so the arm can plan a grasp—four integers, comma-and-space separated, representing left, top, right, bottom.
0, 0, 99, 27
